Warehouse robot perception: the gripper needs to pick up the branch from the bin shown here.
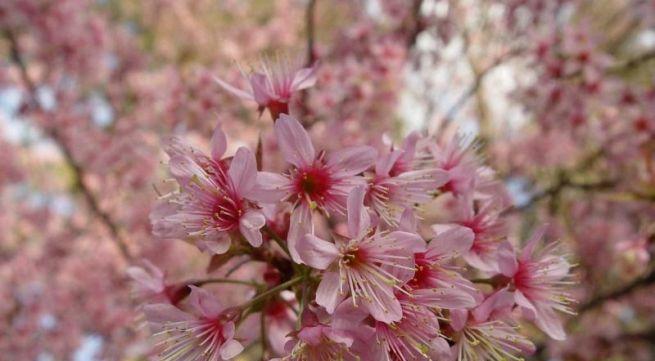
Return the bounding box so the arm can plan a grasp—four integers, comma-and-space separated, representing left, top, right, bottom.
405, 0, 425, 48
577, 264, 655, 313
436, 48, 521, 132
4, 28, 133, 261
564, 49, 655, 80
305, 0, 317, 66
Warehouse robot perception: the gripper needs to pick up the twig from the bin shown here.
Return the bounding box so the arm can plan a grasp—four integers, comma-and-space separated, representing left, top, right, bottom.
305, 0, 317, 66
4, 28, 133, 261
577, 265, 655, 313
190, 278, 260, 288
436, 49, 521, 133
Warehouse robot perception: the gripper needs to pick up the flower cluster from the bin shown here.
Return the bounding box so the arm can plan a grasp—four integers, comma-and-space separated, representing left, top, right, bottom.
137, 60, 576, 361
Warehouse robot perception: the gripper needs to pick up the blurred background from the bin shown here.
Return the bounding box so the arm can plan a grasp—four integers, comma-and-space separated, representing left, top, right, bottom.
1, 0, 654, 360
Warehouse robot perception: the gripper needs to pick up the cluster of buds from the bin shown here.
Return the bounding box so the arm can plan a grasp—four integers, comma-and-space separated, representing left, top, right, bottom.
133, 57, 575, 361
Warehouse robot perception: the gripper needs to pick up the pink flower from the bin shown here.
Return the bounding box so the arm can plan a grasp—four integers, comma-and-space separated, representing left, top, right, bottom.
215, 56, 317, 120
126, 260, 167, 302
448, 289, 536, 361
294, 186, 425, 323
497, 227, 575, 340
151, 124, 266, 254
373, 297, 444, 361
366, 132, 448, 225
273, 305, 364, 361
445, 197, 507, 272
425, 137, 479, 197
407, 222, 480, 308
255, 114, 376, 262
143, 286, 244, 360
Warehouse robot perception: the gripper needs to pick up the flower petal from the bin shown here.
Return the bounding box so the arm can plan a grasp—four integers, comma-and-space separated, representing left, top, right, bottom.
534, 303, 566, 340
361, 286, 402, 323
214, 75, 255, 101
429, 224, 475, 258
250, 171, 292, 203
250, 72, 274, 105
347, 185, 370, 239
210, 123, 227, 161
287, 203, 312, 264
327, 146, 376, 176
220, 339, 245, 360
142, 303, 194, 333
239, 210, 266, 247
296, 234, 339, 270
274, 114, 315, 168
228, 147, 257, 195
187, 285, 224, 318
315, 271, 345, 314
291, 65, 318, 91
413, 288, 477, 309
497, 241, 519, 277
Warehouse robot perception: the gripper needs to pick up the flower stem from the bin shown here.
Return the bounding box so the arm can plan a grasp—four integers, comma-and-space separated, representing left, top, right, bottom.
191, 278, 260, 287
243, 276, 305, 309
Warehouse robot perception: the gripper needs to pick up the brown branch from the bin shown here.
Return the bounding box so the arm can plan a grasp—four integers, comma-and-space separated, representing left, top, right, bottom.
437, 48, 522, 132
577, 264, 655, 313
405, 0, 425, 48
563, 48, 655, 80
4, 28, 133, 261
305, 0, 317, 66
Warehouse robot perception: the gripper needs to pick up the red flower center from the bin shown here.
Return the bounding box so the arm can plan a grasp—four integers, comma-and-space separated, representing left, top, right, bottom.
408, 252, 432, 289
293, 164, 333, 206
211, 192, 243, 231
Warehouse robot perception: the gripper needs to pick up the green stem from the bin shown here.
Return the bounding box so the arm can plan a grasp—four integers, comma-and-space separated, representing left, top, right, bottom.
243, 276, 305, 309
191, 278, 260, 287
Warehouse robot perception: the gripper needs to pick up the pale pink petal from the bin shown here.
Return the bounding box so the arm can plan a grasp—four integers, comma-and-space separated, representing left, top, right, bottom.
347, 185, 370, 238
274, 114, 315, 168
332, 299, 370, 330
521, 225, 548, 260
542, 255, 571, 278
250, 171, 292, 203
413, 288, 477, 309
361, 287, 402, 323
198, 234, 231, 255
228, 147, 257, 195
220, 339, 244, 360
497, 241, 519, 277
514, 290, 537, 320
187, 285, 224, 318
398, 208, 418, 233
429, 337, 453, 361
214, 76, 255, 101
472, 288, 515, 323
291, 65, 318, 90
142, 303, 194, 333
449, 309, 468, 332
296, 234, 339, 270
239, 210, 266, 247
210, 123, 227, 161
327, 146, 376, 176
429, 224, 475, 257
315, 271, 345, 314
535, 304, 566, 340
386, 231, 426, 252
169, 155, 212, 187
126, 265, 164, 293
287, 203, 312, 264
250, 72, 274, 105
375, 150, 403, 176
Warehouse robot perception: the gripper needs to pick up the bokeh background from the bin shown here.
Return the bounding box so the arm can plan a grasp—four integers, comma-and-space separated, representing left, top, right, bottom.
1, 0, 654, 360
